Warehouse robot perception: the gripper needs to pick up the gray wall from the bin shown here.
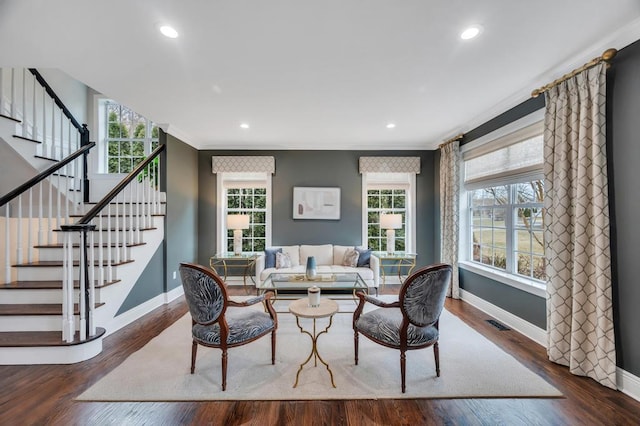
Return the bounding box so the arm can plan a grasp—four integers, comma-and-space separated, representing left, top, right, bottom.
608, 39, 640, 375
116, 245, 164, 315
164, 132, 199, 291
114, 131, 198, 313
197, 150, 437, 268
455, 39, 640, 376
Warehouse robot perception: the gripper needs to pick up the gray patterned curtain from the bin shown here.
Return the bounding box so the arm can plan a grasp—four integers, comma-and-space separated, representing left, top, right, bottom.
439, 140, 460, 299
544, 63, 616, 389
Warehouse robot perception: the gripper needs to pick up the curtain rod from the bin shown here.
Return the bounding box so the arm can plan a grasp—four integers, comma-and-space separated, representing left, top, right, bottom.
439, 133, 464, 149
531, 48, 617, 98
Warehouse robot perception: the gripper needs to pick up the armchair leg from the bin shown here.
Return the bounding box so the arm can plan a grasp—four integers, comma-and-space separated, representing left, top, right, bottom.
190, 341, 198, 374
354, 330, 359, 365
434, 341, 440, 377
400, 350, 406, 393
221, 349, 228, 391
271, 329, 276, 365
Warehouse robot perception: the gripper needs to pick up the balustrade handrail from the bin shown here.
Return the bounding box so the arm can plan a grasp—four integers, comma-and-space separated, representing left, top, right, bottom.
0, 141, 95, 207
69, 144, 165, 227
28, 69, 85, 134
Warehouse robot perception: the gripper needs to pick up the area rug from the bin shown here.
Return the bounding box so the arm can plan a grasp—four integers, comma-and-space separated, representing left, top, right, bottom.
77, 298, 562, 401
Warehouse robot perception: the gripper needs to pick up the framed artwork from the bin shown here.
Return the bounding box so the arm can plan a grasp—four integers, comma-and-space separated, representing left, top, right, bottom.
293, 187, 341, 220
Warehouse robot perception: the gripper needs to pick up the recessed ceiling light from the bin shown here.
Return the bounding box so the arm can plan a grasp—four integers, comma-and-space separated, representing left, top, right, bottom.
159, 25, 179, 39
460, 25, 482, 40
240, 123, 250, 129
386, 123, 396, 129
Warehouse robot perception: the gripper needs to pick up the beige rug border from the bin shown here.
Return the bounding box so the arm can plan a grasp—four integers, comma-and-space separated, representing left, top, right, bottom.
78, 300, 563, 401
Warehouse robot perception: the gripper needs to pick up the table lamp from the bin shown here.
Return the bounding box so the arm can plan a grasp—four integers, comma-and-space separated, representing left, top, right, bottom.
227, 214, 250, 254
380, 213, 402, 253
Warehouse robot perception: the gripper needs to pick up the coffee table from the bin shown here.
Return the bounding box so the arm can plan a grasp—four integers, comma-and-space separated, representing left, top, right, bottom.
288, 297, 339, 388
258, 272, 369, 311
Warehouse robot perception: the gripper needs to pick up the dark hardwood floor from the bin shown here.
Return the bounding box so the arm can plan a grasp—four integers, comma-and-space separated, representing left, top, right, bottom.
1, 284, 638, 425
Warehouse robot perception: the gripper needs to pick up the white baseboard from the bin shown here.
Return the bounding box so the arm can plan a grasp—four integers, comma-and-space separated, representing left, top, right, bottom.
164, 284, 184, 303
107, 286, 184, 337
617, 367, 640, 402
459, 289, 547, 347
460, 289, 640, 402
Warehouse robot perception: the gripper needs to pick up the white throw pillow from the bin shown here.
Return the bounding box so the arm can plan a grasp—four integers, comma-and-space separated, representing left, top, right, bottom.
276, 251, 292, 269
342, 248, 360, 267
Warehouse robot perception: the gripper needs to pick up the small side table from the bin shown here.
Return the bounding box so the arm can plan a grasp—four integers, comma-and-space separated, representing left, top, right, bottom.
209, 253, 258, 293
288, 297, 339, 388
372, 252, 417, 288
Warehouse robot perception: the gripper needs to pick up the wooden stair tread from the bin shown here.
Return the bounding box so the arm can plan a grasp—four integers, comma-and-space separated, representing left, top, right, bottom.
53, 227, 158, 232
0, 113, 21, 123
69, 214, 165, 217
34, 242, 146, 248
13, 134, 42, 144
0, 327, 106, 347
0, 279, 121, 290
13, 259, 134, 267
0, 303, 105, 315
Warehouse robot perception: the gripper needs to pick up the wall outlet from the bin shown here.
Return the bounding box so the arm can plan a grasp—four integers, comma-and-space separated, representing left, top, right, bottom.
173, 271, 177, 280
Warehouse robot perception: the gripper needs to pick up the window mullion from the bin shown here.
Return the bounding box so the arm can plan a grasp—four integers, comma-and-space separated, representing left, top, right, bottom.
505, 184, 514, 274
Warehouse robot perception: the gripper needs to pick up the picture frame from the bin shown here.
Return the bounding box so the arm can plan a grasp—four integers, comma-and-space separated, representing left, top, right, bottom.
293, 187, 341, 220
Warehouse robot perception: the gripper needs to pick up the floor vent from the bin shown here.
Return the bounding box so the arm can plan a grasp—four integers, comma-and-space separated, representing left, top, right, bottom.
486, 319, 511, 331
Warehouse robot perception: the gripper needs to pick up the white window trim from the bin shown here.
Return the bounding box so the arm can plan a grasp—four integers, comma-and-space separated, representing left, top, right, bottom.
459, 109, 545, 295
361, 172, 416, 252
216, 172, 272, 254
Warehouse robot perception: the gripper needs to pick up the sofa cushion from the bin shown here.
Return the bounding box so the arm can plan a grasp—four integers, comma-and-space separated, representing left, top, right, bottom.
355, 247, 372, 267
300, 244, 333, 266
264, 247, 282, 269
342, 248, 360, 267
276, 251, 292, 269
333, 245, 351, 265
281, 245, 300, 266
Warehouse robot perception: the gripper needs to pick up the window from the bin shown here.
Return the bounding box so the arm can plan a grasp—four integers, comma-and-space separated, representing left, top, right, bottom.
226, 187, 267, 252
362, 172, 415, 252
367, 188, 406, 251
216, 171, 272, 254
462, 118, 546, 287
104, 101, 159, 174
469, 181, 545, 281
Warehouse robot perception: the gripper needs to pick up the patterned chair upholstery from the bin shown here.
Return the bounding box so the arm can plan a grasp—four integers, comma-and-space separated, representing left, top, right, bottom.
353, 263, 452, 393
179, 262, 278, 391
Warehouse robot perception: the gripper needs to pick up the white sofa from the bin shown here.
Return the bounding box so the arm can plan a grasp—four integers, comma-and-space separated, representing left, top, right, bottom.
254, 244, 379, 289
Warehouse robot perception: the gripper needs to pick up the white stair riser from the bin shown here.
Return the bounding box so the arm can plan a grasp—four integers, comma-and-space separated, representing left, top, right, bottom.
38, 246, 130, 262
82, 204, 165, 216
16, 266, 119, 282
0, 314, 79, 332
84, 215, 159, 229
0, 288, 102, 304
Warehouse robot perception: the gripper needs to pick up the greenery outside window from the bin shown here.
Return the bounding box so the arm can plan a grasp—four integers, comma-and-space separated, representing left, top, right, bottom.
362, 172, 415, 252
367, 189, 406, 251
226, 188, 267, 252
469, 181, 545, 281
216, 171, 272, 254
105, 101, 159, 174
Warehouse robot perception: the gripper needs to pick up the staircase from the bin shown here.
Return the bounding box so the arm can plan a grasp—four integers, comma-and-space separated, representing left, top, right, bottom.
0, 68, 166, 364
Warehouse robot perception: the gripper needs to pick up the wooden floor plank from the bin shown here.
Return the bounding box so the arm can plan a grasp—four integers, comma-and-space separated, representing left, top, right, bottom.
0, 284, 638, 425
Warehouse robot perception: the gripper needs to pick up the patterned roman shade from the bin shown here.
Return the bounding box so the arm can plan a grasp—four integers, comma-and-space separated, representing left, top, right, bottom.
212, 156, 275, 174
359, 157, 420, 174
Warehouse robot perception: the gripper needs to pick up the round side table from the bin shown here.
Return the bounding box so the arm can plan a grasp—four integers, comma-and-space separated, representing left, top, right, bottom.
288, 297, 339, 388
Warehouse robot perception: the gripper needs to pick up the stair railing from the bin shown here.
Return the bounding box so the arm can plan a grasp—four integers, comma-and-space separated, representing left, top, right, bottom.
1, 143, 96, 285
1, 68, 88, 176
60, 144, 165, 342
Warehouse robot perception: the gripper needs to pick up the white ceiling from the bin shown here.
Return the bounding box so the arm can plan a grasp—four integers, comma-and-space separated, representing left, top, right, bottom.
1, 0, 640, 150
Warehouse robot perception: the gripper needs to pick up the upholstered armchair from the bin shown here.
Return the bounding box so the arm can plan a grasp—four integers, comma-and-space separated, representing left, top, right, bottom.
353, 263, 452, 393
179, 262, 278, 391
